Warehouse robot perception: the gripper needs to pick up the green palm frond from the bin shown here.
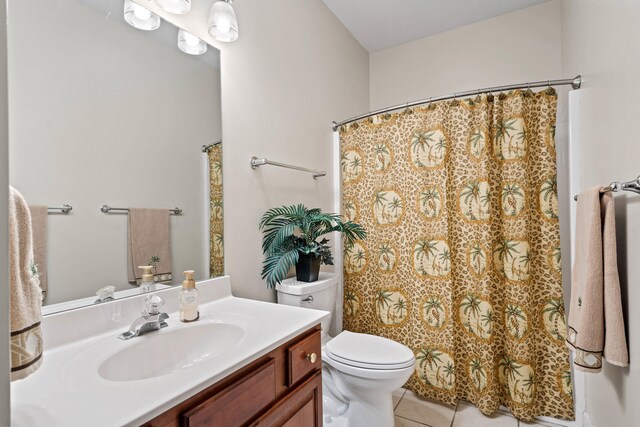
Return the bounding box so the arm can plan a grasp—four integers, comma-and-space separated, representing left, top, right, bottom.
261, 248, 300, 288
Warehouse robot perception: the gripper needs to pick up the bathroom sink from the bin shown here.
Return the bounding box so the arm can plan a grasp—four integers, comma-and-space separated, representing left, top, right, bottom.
98, 322, 244, 382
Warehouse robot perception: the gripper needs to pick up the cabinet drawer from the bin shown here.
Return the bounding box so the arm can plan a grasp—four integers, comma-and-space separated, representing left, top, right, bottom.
251, 370, 322, 427
182, 358, 276, 427
287, 329, 321, 386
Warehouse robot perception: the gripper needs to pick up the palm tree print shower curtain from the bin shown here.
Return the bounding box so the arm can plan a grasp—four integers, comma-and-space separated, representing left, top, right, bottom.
340, 89, 573, 421
208, 144, 224, 277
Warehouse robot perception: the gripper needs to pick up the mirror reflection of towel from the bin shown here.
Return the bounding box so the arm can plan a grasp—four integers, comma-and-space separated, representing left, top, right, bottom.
9, 186, 43, 381
29, 205, 48, 298
127, 208, 172, 285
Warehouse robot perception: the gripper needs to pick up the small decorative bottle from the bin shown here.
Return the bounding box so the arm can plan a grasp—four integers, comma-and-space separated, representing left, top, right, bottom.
179, 270, 199, 322
138, 265, 156, 293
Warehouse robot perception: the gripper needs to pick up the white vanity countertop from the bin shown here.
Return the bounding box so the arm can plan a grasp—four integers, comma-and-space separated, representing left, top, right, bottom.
11, 276, 329, 427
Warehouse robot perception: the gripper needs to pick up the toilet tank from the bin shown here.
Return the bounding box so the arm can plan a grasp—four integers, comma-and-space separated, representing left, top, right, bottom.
275, 272, 339, 333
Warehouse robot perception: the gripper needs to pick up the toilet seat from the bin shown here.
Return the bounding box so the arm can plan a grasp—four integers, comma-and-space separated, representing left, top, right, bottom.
323, 351, 415, 380
325, 331, 415, 371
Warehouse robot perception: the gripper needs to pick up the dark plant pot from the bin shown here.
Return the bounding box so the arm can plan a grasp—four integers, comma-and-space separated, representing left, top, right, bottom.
296, 252, 321, 282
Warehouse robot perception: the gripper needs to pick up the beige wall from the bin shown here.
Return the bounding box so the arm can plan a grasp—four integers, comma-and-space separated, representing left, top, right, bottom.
0, 0, 10, 422
210, 0, 370, 301
369, 1, 562, 110
562, 1, 640, 426
7, 0, 221, 304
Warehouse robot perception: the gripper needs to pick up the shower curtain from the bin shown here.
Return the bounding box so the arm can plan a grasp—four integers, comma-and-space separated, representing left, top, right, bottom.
208, 144, 224, 277
340, 89, 573, 421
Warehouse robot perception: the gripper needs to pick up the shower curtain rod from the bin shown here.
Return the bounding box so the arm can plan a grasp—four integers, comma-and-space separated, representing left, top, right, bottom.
201, 140, 222, 153
332, 75, 582, 131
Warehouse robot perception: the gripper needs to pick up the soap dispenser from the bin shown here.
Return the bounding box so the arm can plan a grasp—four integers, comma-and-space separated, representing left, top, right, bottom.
179, 270, 199, 322
138, 265, 156, 293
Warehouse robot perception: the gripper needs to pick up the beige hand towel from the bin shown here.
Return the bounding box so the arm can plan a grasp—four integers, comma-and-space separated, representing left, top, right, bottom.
29, 205, 48, 298
9, 187, 44, 381
567, 187, 629, 372
127, 208, 172, 285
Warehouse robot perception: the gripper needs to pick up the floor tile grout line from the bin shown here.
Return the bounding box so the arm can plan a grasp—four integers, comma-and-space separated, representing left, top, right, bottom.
394, 414, 432, 426
449, 401, 459, 427
394, 388, 407, 411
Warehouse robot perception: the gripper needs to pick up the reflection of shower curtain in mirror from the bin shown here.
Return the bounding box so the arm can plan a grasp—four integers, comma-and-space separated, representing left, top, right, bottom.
340, 89, 573, 421
208, 145, 224, 277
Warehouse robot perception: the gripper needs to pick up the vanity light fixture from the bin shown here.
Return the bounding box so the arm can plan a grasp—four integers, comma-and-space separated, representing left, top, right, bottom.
208, 0, 239, 42
124, 0, 161, 31
154, 0, 191, 15
178, 29, 207, 55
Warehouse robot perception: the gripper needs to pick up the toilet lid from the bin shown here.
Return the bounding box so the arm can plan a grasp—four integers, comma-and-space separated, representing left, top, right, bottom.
325, 331, 415, 370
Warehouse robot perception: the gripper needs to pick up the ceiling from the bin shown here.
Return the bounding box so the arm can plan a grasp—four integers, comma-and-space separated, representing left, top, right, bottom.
322, 0, 550, 52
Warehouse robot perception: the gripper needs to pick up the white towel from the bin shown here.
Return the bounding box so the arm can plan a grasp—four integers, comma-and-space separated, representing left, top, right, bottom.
9, 186, 43, 381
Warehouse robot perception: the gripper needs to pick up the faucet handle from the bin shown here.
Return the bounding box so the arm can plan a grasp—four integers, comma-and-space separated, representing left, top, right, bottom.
145, 294, 165, 315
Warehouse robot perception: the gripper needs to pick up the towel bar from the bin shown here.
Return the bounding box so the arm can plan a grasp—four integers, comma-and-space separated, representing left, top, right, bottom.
573, 176, 640, 201
100, 205, 182, 215
48, 204, 73, 214
250, 156, 326, 179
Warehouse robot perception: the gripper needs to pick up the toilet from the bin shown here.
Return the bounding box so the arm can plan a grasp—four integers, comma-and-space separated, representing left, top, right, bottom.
276, 273, 415, 427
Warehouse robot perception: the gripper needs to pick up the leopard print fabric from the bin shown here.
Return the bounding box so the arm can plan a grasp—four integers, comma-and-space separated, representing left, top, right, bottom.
208, 144, 224, 277
340, 90, 574, 421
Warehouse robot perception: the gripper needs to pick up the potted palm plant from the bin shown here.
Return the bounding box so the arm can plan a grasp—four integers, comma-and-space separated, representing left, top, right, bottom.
260, 204, 366, 288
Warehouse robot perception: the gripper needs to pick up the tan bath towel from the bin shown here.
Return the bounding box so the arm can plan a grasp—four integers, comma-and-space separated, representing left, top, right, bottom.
9, 187, 44, 381
567, 187, 628, 372
127, 208, 172, 285
29, 205, 48, 298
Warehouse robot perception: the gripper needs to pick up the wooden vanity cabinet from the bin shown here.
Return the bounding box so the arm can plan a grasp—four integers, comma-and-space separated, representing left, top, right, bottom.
142, 325, 322, 427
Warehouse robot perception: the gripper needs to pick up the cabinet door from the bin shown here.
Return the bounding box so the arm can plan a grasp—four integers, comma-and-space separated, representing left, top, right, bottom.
182, 358, 276, 427
251, 370, 322, 427
287, 329, 321, 387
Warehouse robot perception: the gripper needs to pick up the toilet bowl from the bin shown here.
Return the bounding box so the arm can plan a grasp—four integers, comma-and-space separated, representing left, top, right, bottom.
276, 273, 415, 427
323, 330, 415, 426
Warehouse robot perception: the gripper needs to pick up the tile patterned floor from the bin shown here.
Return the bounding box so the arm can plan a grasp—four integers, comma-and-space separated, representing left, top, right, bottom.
393, 389, 565, 427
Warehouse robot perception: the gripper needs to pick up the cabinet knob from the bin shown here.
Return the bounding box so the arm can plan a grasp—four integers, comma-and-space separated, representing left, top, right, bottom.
306, 352, 318, 364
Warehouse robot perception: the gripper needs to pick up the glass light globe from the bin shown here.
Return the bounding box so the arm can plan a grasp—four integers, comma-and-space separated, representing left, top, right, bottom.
154, 0, 191, 15
208, 0, 238, 42
124, 0, 160, 31
178, 29, 207, 55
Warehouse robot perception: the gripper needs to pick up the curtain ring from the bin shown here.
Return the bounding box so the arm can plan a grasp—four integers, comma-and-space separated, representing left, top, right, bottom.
497, 86, 507, 101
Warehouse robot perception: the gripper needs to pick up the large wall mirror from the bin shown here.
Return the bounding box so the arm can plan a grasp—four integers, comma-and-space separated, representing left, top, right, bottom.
8, 0, 223, 313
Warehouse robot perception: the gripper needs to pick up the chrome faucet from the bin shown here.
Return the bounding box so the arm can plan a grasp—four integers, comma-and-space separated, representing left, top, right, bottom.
117, 294, 169, 340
